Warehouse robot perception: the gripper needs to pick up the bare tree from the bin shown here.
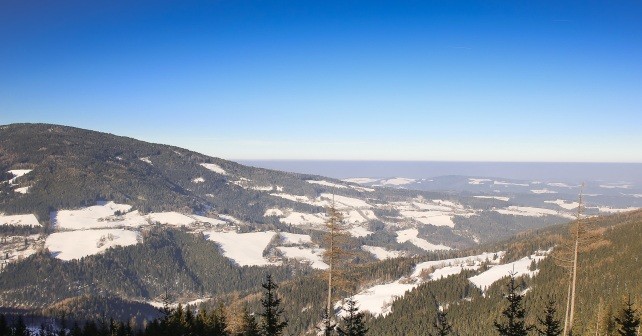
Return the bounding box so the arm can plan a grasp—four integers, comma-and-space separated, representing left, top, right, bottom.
322, 195, 349, 335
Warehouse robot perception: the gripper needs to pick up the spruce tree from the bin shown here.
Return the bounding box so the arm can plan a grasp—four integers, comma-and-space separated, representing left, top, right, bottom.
430, 310, 453, 336
494, 273, 531, 336
13, 316, 30, 336
614, 296, 640, 336
0, 314, 10, 336
239, 306, 260, 336
320, 309, 336, 336
337, 298, 367, 336
259, 274, 287, 336
536, 299, 562, 336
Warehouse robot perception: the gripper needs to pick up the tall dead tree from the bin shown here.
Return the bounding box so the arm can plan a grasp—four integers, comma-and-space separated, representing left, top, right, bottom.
553, 183, 603, 335
322, 195, 348, 335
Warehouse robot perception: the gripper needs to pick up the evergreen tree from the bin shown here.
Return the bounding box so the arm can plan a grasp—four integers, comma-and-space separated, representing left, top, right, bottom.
337, 298, 368, 336
430, 310, 453, 336
211, 304, 229, 336
259, 274, 287, 336
319, 309, 336, 336
239, 307, 260, 336
614, 296, 640, 336
0, 314, 10, 336
535, 299, 562, 336
13, 316, 30, 336
494, 273, 531, 336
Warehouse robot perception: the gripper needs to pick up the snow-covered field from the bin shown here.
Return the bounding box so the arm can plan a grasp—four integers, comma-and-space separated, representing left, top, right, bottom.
200, 163, 227, 175
531, 189, 557, 194
46, 229, 141, 261
495, 206, 574, 219
306, 180, 348, 189
396, 229, 451, 252
468, 178, 492, 185
52, 202, 146, 230
343, 251, 505, 317
342, 178, 379, 184
494, 181, 529, 187
277, 246, 328, 269
279, 232, 313, 245
280, 212, 326, 226
362, 246, 405, 260
205, 231, 278, 267
468, 251, 548, 291
379, 178, 416, 186
147, 212, 196, 226
545, 199, 579, 210
596, 206, 639, 213
0, 214, 41, 226
6, 169, 32, 184
320, 193, 372, 209
474, 196, 510, 202
348, 225, 373, 237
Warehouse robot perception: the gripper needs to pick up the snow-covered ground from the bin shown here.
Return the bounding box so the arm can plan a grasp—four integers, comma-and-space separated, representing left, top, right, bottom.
545, 199, 579, 210
468, 251, 548, 291
306, 180, 348, 189
0, 214, 41, 226
599, 183, 631, 189
193, 177, 205, 183
494, 181, 529, 187
379, 178, 416, 186
531, 189, 557, 194
200, 163, 227, 175
5, 169, 32, 184
595, 206, 639, 213
474, 196, 510, 202
46, 229, 141, 261
205, 231, 278, 267
362, 246, 405, 260
468, 178, 492, 185
264, 208, 285, 217
139, 157, 152, 165
277, 246, 328, 269
495, 206, 575, 219
14, 186, 30, 194
396, 229, 451, 252
342, 178, 379, 184
147, 212, 196, 226
343, 251, 505, 317
280, 212, 326, 226
52, 202, 147, 230
348, 225, 373, 237
279, 232, 313, 245
320, 193, 372, 209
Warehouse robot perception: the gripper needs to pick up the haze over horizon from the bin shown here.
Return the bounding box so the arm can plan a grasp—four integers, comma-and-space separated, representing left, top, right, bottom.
2, 1, 641, 162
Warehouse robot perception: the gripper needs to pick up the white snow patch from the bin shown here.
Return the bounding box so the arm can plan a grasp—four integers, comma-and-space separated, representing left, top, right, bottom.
380, 178, 416, 186
139, 157, 152, 165
193, 177, 205, 183
547, 182, 577, 188
474, 196, 510, 202
342, 178, 378, 184
146, 212, 196, 226
531, 189, 558, 194
545, 199, 579, 210
348, 225, 373, 237
52, 202, 147, 230
46, 229, 140, 261
396, 229, 451, 251
264, 208, 285, 217
306, 180, 348, 189
218, 214, 241, 224
468, 178, 491, 185
6, 169, 32, 184
277, 246, 328, 269
270, 193, 325, 207
351, 185, 376, 192
205, 231, 278, 267
494, 181, 529, 187
399, 210, 455, 227
349, 280, 416, 317
495, 206, 574, 219
279, 232, 313, 245
0, 214, 41, 227
320, 193, 371, 209
596, 206, 639, 213
200, 163, 227, 175
362, 246, 404, 260
468, 252, 548, 291
599, 184, 631, 189
191, 215, 227, 226
13, 186, 30, 194
280, 212, 326, 226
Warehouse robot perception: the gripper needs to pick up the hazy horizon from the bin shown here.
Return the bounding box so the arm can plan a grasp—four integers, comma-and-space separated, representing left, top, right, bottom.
240, 160, 642, 183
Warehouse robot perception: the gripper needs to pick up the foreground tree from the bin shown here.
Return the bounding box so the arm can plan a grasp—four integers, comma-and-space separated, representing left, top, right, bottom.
494, 273, 531, 336
239, 306, 261, 336
614, 296, 640, 336
536, 299, 562, 336
259, 274, 287, 336
322, 197, 349, 336
337, 298, 368, 336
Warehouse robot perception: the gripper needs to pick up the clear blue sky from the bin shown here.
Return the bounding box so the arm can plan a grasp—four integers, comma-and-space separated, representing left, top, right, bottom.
1, 1, 641, 162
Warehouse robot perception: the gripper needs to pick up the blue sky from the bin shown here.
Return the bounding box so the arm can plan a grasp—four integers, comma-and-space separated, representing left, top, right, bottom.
1, 1, 641, 162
